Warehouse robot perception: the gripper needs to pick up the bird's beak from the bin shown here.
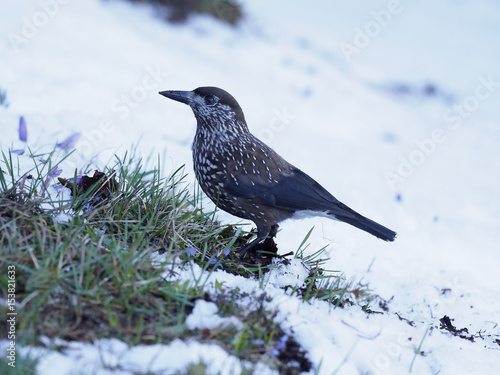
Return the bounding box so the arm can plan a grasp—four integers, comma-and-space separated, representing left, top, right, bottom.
159, 90, 192, 105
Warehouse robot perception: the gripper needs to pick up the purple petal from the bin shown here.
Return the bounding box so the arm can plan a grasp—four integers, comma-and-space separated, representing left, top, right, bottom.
11, 149, 25, 155
210, 258, 217, 264
48, 166, 63, 178
18, 116, 27, 142
185, 247, 196, 256
68, 175, 83, 185
57, 133, 81, 150
40, 167, 63, 196
223, 248, 230, 256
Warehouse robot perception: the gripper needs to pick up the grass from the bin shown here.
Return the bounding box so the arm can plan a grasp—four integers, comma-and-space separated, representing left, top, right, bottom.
0, 352, 38, 375
0, 146, 373, 374
293, 227, 371, 307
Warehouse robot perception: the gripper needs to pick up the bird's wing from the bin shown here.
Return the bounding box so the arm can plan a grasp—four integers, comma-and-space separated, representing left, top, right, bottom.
267, 168, 342, 211
220, 170, 277, 206
221, 161, 340, 212
220, 143, 396, 241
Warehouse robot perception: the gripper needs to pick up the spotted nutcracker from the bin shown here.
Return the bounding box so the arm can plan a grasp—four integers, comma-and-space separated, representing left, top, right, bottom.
159, 87, 396, 255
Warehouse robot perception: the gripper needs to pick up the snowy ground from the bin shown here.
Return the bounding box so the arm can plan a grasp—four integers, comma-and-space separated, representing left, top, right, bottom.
1, 0, 500, 374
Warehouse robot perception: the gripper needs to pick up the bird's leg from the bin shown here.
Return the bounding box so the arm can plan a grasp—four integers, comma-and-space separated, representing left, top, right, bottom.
238, 235, 265, 256
238, 224, 279, 257
261, 224, 279, 247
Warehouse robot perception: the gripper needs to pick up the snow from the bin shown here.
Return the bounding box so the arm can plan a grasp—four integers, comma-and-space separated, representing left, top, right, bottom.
1, 0, 500, 374
185, 299, 243, 331
28, 336, 244, 375
266, 258, 310, 289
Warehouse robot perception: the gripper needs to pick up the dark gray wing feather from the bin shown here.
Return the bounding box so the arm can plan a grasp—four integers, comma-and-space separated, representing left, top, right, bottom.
222, 168, 396, 241
222, 167, 340, 212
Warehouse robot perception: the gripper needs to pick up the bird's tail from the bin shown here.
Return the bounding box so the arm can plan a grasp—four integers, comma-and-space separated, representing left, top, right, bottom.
328, 204, 396, 242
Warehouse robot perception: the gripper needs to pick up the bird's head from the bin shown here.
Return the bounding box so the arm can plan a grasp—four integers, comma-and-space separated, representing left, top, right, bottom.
159, 87, 247, 133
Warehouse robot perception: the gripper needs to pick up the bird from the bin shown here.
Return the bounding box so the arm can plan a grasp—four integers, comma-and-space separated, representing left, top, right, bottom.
159, 87, 396, 256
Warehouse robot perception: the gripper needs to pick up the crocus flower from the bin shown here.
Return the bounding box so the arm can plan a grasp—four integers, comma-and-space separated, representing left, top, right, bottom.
41, 166, 63, 196
272, 334, 289, 356
11, 149, 24, 155
47, 166, 63, 179
277, 334, 288, 349
11, 116, 28, 154
185, 247, 196, 256
18, 116, 27, 142
57, 132, 80, 150
68, 175, 83, 185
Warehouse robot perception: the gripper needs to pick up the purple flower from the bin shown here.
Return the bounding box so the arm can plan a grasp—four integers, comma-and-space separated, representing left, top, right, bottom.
185, 247, 196, 256
277, 334, 289, 350
18, 116, 27, 142
223, 248, 230, 256
210, 258, 217, 264
272, 334, 289, 356
57, 133, 80, 150
11, 149, 25, 155
47, 166, 63, 179
69, 175, 83, 185
41, 166, 63, 196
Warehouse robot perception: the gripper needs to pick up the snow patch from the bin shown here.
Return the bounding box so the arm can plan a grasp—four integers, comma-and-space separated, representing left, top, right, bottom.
186, 299, 243, 330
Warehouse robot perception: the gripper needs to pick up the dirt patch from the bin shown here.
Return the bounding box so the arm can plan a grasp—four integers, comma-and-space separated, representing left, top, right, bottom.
439, 315, 475, 342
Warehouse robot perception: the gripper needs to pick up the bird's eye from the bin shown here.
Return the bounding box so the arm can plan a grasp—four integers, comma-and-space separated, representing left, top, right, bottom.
204, 95, 218, 106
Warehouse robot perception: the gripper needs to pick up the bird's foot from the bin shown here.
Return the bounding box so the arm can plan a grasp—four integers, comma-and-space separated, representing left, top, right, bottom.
238, 224, 280, 259
238, 236, 279, 258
